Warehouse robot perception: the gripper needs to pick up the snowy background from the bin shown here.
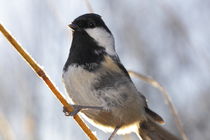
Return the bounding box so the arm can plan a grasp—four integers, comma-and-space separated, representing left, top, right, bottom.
0, 0, 210, 140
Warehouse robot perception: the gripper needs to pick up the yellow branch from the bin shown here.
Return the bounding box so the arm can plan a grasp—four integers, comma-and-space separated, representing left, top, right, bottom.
0, 24, 98, 140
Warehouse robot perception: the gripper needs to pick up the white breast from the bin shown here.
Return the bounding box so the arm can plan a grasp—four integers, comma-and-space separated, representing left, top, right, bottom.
62, 65, 102, 106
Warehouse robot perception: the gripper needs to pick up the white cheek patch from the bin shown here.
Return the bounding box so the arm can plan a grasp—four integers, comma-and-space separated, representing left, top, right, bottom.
85, 27, 116, 56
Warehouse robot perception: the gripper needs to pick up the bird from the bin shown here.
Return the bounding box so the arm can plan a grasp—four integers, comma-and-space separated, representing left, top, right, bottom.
62, 13, 165, 140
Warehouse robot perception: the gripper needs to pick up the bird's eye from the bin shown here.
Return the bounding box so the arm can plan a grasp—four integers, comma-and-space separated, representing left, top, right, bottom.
88, 22, 95, 28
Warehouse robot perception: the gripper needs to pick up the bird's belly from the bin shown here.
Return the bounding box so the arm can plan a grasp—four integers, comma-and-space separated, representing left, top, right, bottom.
62, 65, 101, 106
62, 65, 146, 133
81, 100, 145, 134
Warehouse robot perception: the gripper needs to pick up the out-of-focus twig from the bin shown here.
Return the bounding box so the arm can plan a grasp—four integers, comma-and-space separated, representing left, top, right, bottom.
0, 112, 15, 140
159, 0, 210, 73
84, 0, 94, 13
128, 70, 187, 140
0, 24, 98, 140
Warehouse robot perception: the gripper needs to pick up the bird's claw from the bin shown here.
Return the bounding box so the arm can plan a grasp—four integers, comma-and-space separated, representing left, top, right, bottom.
63, 105, 82, 116
63, 105, 103, 116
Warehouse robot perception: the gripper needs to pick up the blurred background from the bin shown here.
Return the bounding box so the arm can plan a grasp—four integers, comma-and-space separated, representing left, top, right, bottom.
0, 0, 210, 140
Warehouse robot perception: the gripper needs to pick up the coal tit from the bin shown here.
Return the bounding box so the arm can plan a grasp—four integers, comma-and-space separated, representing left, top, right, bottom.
62, 13, 164, 140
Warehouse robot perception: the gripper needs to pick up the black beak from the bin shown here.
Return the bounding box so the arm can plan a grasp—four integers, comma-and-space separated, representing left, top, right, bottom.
68, 23, 79, 31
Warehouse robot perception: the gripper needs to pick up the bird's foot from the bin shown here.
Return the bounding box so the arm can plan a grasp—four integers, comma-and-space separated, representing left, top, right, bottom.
63, 105, 103, 116
108, 126, 121, 140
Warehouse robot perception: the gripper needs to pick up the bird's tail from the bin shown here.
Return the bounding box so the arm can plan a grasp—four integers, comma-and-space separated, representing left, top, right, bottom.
137, 118, 180, 140
145, 107, 165, 124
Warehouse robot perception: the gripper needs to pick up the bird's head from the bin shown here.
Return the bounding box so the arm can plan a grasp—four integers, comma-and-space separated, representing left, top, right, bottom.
69, 13, 116, 56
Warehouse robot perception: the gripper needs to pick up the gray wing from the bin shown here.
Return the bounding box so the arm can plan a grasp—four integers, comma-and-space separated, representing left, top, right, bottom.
92, 66, 144, 110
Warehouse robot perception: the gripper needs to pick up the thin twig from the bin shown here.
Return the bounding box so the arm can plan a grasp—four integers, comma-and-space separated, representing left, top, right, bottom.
128, 71, 187, 140
0, 112, 15, 140
0, 24, 98, 140
84, 0, 94, 13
